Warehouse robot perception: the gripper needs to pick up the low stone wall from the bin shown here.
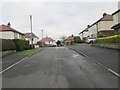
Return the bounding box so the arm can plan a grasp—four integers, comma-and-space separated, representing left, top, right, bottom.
0, 50, 16, 57
93, 43, 120, 49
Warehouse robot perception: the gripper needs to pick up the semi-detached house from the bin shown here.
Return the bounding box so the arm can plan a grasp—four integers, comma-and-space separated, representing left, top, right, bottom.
0, 23, 25, 39
88, 13, 114, 38
79, 12, 115, 42
111, 9, 120, 33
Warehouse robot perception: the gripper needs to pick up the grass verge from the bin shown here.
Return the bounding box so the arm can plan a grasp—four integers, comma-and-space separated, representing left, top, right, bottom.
17, 48, 41, 57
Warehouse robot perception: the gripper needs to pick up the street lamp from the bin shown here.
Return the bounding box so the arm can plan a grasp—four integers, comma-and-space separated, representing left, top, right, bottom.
41, 30, 44, 47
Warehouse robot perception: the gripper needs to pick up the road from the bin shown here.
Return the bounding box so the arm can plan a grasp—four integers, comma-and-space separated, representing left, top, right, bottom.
2, 47, 118, 88
70, 44, 119, 73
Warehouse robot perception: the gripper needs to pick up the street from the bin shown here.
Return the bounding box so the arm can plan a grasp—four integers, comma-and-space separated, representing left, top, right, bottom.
2, 47, 118, 88
70, 44, 119, 73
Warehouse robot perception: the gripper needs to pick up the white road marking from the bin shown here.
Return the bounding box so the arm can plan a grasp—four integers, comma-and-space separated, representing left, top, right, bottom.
0, 57, 28, 74
108, 69, 120, 77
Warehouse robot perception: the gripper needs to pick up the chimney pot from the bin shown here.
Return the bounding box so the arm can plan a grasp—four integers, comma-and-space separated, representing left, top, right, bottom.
7, 22, 11, 27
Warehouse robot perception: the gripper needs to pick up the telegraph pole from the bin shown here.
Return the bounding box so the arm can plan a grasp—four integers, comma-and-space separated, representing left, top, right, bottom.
41, 30, 43, 39
41, 30, 43, 47
30, 15, 33, 49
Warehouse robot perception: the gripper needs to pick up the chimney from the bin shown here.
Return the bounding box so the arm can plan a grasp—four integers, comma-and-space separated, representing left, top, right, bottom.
7, 22, 11, 27
87, 25, 90, 28
103, 13, 107, 17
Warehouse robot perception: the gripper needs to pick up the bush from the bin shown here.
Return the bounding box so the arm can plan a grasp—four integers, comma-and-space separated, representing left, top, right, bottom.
1, 39, 16, 51
95, 34, 120, 43
13, 39, 30, 51
74, 36, 82, 43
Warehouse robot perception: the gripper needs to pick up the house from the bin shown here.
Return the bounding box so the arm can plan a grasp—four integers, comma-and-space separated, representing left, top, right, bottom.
38, 36, 56, 47
64, 35, 74, 45
0, 23, 25, 39
111, 9, 120, 33
79, 25, 89, 42
88, 13, 115, 38
24, 32, 39, 45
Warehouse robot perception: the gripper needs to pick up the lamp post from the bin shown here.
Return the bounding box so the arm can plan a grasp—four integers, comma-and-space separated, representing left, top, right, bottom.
41, 30, 43, 47
30, 15, 33, 49
41, 30, 43, 39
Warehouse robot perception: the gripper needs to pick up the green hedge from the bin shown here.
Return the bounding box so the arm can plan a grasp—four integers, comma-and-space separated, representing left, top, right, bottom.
1, 39, 30, 51
95, 34, 120, 43
1, 39, 17, 51
74, 36, 83, 43
13, 39, 30, 51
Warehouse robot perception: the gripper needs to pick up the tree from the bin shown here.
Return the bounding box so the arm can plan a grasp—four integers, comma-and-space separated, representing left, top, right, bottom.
56, 40, 61, 46
74, 36, 82, 43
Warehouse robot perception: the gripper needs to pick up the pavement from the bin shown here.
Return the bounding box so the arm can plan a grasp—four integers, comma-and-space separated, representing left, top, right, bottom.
69, 44, 119, 74
2, 47, 118, 88
1, 52, 26, 71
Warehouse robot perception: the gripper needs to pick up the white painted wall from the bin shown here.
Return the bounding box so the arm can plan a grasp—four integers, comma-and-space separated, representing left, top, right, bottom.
98, 21, 114, 32
25, 37, 39, 44
0, 31, 24, 40
0, 32, 14, 39
88, 24, 97, 38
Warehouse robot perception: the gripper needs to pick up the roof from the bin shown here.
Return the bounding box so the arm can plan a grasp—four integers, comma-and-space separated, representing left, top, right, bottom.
39, 37, 55, 42
112, 9, 120, 15
90, 13, 113, 28
0, 24, 24, 35
79, 28, 88, 34
101, 14, 113, 21
65, 36, 74, 41
24, 33, 39, 39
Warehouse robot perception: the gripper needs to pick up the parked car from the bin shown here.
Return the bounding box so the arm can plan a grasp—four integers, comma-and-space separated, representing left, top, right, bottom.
86, 37, 96, 44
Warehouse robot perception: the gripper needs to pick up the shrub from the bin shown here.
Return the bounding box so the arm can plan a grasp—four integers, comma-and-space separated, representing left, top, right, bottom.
13, 39, 30, 51
1, 39, 16, 51
74, 36, 82, 43
95, 34, 120, 43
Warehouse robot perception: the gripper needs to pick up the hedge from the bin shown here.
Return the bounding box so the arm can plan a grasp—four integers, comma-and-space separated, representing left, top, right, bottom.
95, 34, 120, 43
1, 39, 30, 51
13, 39, 30, 51
1, 39, 17, 51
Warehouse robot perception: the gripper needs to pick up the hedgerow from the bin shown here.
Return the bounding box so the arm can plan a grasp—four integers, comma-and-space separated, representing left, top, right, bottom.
95, 34, 120, 43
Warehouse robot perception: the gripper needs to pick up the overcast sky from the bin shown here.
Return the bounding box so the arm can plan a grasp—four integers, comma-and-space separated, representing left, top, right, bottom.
0, 0, 119, 40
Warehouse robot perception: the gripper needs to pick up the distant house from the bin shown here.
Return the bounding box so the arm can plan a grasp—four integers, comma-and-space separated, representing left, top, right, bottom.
111, 9, 120, 33
79, 25, 89, 42
64, 35, 74, 45
0, 23, 25, 39
38, 36, 55, 47
24, 32, 39, 45
88, 13, 115, 38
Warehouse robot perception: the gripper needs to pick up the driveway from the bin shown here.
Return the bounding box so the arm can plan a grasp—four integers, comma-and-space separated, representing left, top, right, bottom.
2, 47, 118, 88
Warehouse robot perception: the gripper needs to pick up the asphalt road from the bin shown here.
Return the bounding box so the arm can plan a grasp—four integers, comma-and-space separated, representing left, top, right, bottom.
70, 44, 119, 73
2, 47, 118, 88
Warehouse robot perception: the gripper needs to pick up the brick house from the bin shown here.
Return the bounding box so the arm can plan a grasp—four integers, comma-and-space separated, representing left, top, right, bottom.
38, 36, 55, 47
64, 35, 74, 45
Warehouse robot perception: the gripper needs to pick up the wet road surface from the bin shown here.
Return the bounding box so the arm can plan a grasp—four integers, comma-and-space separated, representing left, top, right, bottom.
2, 47, 118, 88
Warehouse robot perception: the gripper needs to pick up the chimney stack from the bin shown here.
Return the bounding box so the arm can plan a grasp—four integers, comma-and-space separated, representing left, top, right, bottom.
87, 25, 90, 28
7, 22, 11, 27
103, 13, 107, 17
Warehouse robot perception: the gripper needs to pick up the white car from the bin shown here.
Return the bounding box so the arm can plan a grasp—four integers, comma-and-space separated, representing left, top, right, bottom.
86, 37, 96, 44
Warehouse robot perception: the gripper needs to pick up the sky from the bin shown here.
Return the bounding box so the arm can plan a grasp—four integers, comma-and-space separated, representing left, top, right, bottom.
0, 0, 120, 40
